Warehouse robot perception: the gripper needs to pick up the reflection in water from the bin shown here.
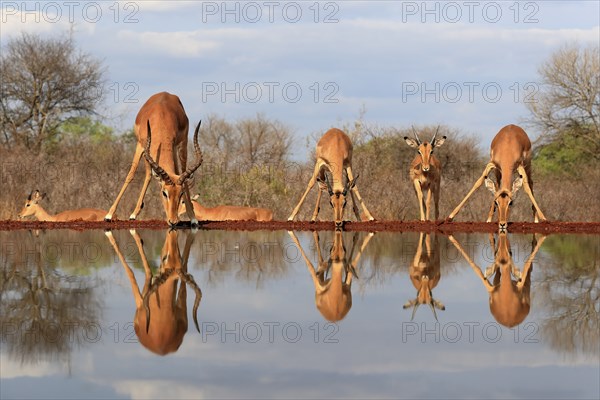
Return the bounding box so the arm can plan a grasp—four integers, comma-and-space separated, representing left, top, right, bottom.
403, 232, 445, 320
0, 231, 101, 366
449, 232, 546, 328
537, 235, 599, 357
105, 229, 202, 356
288, 230, 374, 322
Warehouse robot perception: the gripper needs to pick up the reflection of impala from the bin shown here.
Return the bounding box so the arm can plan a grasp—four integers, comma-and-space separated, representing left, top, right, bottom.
404, 127, 446, 221
105, 229, 202, 355
449, 232, 546, 328
403, 232, 445, 320
178, 194, 273, 221
288, 229, 374, 322
447, 124, 546, 231
18, 190, 107, 221
288, 128, 374, 228
105, 92, 202, 226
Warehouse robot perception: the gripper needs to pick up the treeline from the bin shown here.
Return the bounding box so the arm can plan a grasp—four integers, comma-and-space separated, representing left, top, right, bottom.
2, 114, 599, 222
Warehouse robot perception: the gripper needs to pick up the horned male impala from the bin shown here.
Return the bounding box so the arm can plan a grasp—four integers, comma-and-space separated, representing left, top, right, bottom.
404, 127, 446, 221
105, 229, 202, 355
403, 232, 445, 320
447, 124, 546, 231
18, 190, 107, 221
104, 92, 202, 226
178, 194, 273, 221
288, 229, 374, 322
288, 128, 374, 228
448, 232, 546, 327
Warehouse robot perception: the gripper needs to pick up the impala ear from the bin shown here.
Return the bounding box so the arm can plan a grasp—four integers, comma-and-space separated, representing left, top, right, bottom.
433, 299, 446, 310
512, 176, 524, 195
433, 135, 447, 148
404, 137, 419, 149
403, 299, 416, 309
192, 194, 199, 201
485, 178, 497, 194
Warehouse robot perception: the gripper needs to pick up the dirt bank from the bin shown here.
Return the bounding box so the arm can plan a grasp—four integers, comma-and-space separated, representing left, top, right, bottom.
1, 219, 599, 234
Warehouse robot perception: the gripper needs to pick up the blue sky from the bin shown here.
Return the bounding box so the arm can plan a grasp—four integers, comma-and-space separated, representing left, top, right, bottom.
1, 1, 599, 156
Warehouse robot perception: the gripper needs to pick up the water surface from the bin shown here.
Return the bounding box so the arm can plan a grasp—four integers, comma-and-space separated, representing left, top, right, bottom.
1, 229, 598, 399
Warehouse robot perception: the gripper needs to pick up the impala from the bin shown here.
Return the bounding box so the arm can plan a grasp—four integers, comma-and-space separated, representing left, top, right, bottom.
105, 229, 202, 355
178, 194, 273, 221
18, 190, 107, 221
288, 229, 374, 322
448, 232, 546, 328
288, 128, 374, 228
104, 92, 202, 226
403, 232, 445, 320
447, 124, 546, 231
404, 127, 446, 221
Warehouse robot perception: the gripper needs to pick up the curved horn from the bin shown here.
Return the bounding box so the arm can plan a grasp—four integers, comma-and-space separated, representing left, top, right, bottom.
343, 174, 359, 196
411, 126, 421, 145
177, 121, 203, 185
411, 302, 420, 321
430, 302, 438, 321
142, 268, 175, 333
144, 120, 175, 185
431, 125, 440, 144
324, 174, 334, 196
179, 270, 203, 333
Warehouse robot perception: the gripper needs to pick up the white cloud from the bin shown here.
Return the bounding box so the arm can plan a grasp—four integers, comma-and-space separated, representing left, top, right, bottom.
117, 30, 220, 58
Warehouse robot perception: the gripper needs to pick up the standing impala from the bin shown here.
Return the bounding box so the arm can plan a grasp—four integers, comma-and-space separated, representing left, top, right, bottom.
105, 229, 202, 355
288, 229, 374, 322
18, 190, 107, 221
404, 127, 446, 221
403, 232, 445, 320
104, 92, 202, 226
449, 232, 546, 328
288, 128, 374, 228
447, 124, 546, 231
178, 194, 273, 221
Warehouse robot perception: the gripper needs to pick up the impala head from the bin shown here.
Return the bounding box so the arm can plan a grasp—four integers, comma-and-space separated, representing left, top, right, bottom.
487, 232, 531, 328
315, 230, 353, 322
485, 176, 524, 232
18, 190, 46, 219
403, 234, 445, 320
404, 126, 446, 172
178, 194, 200, 216
137, 230, 202, 355
319, 174, 358, 228
144, 120, 203, 226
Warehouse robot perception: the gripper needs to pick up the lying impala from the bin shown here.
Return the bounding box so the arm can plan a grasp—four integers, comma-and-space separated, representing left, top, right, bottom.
403, 232, 445, 320
448, 232, 546, 328
105, 229, 202, 355
104, 92, 202, 226
18, 190, 107, 221
288, 128, 374, 228
404, 127, 446, 221
447, 124, 546, 231
288, 229, 374, 322
178, 194, 273, 221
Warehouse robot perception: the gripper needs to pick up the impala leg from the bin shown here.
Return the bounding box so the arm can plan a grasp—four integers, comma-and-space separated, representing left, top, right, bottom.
176, 143, 199, 226
105, 144, 144, 221
448, 162, 496, 221
346, 166, 374, 221
517, 165, 546, 222
130, 159, 152, 220
349, 190, 361, 221
311, 189, 323, 221
289, 161, 322, 221
413, 180, 425, 221
433, 184, 440, 220
486, 202, 496, 223
425, 188, 433, 221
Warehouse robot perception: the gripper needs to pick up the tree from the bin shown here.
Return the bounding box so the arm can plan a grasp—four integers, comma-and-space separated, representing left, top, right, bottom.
527, 44, 600, 160
0, 32, 105, 152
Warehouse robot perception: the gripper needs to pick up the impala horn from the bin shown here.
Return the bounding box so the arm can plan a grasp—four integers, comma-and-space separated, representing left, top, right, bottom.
411, 126, 421, 145
144, 121, 175, 185
177, 121, 203, 185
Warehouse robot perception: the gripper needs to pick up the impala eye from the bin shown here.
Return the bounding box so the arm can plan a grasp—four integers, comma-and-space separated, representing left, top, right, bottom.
162, 191, 168, 198
26, 204, 30, 207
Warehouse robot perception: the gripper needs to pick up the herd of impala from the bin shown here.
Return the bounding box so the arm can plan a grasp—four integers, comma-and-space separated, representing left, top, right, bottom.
18, 91, 547, 232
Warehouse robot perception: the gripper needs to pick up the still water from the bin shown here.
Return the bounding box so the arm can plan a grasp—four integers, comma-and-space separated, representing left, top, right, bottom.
1, 229, 598, 399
